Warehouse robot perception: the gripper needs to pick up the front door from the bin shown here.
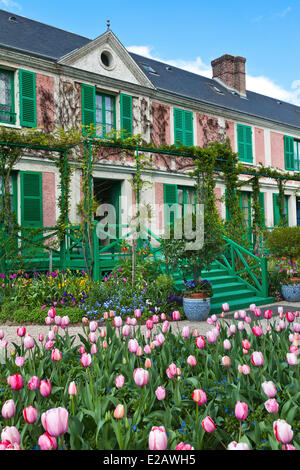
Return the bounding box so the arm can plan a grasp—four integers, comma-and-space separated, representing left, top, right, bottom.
93, 178, 121, 252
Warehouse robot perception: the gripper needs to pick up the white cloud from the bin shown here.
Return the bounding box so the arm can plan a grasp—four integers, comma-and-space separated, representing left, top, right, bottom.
127, 44, 300, 106
0, 0, 22, 10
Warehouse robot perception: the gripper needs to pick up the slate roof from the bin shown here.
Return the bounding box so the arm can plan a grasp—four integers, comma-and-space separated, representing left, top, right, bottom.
0, 8, 300, 130
0, 9, 90, 60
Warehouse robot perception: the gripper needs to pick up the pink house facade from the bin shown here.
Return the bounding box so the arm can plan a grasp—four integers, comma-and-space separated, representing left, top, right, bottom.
0, 9, 300, 237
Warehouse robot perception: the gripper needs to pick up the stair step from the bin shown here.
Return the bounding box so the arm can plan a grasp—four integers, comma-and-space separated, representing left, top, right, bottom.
209, 296, 275, 314
212, 282, 248, 294
211, 289, 257, 302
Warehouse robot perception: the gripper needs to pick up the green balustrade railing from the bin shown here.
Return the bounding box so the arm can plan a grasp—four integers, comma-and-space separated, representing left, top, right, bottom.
215, 235, 268, 298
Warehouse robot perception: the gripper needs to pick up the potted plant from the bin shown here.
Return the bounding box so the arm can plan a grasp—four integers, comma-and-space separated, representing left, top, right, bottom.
161, 211, 224, 321
266, 226, 300, 302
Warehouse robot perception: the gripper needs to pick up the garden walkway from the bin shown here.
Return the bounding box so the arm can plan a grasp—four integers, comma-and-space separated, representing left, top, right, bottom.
0, 301, 299, 354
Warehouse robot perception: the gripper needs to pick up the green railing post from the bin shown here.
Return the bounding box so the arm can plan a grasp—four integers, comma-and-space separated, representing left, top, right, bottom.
92, 222, 100, 281
261, 256, 269, 297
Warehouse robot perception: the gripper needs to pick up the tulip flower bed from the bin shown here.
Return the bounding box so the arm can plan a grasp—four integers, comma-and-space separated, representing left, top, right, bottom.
0, 306, 300, 450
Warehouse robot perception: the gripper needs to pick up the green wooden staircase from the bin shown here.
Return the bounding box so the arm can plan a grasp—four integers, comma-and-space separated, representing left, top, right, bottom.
172, 261, 274, 314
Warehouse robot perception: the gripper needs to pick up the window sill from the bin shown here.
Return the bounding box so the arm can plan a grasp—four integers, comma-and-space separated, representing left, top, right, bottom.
0, 122, 21, 130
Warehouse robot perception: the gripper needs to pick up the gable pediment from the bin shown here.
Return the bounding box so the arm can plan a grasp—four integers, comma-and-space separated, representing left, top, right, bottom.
58, 30, 154, 88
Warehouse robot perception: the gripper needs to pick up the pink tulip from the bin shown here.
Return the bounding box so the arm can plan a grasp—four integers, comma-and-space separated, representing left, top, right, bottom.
47, 307, 56, 318
161, 313, 166, 321
221, 356, 231, 367
187, 355, 197, 366
91, 344, 98, 354
146, 319, 153, 330
251, 351, 264, 366
0, 330, 4, 339
51, 349, 62, 361
88, 332, 97, 344
196, 336, 206, 349
114, 404, 125, 419
45, 340, 54, 350
152, 315, 159, 324
286, 312, 295, 323
39, 379, 52, 397
273, 419, 293, 444
24, 335, 34, 350
206, 329, 218, 343
245, 316, 252, 324
41, 407, 69, 437
182, 326, 190, 338
38, 334, 44, 342
155, 386, 166, 401
238, 364, 250, 375
15, 356, 25, 367
115, 375, 125, 389
175, 442, 194, 450
45, 316, 52, 325
264, 309, 273, 319
88, 321, 97, 332
23, 406, 38, 424
17, 327, 26, 337
242, 339, 251, 350
238, 321, 245, 331
38, 432, 57, 450
128, 339, 139, 353
223, 339, 231, 350
228, 324, 236, 336
282, 444, 296, 450
2, 400, 16, 419
265, 399, 279, 414
235, 401, 248, 420
261, 381, 277, 398
172, 311, 180, 321
133, 368, 149, 387
113, 316, 122, 328
68, 381, 78, 395
48, 330, 55, 341
202, 416, 216, 433
131, 318, 137, 326
222, 303, 229, 312
61, 316, 70, 328
28, 376, 39, 390
252, 325, 263, 337
81, 353, 92, 367
9, 374, 23, 391
193, 329, 199, 337
1, 426, 21, 444
286, 353, 297, 366
122, 325, 130, 337
227, 441, 250, 450
54, 315, 61, 326
192, 389, 207, 405
144, 345, 151, 354
148, 426, 168, 450
162, 321, 170, 333
134, 309, 141, 319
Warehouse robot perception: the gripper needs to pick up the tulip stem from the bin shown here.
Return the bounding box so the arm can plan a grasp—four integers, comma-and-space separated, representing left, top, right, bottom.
238, 421, 242, 442
117, 419, 123, 450
88, 367, 95, 407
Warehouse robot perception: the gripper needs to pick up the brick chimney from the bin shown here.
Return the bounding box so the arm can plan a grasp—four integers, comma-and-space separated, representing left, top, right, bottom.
211, 54, 246, 96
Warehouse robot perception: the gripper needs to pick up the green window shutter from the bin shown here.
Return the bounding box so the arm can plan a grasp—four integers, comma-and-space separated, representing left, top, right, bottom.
120, 93, 133, 138
164, 184, 178, 226
183, 110, 194, 146
174, 108, 184, 146
21, 171, 43, 228
174, 108, 194, 146
237, 124, 253, 163
273, 194, 280, 226
81, 84, 96, 135
284, 135, 294, 170
19, 69, 36, 128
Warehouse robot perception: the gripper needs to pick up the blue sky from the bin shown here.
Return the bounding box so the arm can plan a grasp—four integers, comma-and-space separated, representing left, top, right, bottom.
1, 0, 300, 104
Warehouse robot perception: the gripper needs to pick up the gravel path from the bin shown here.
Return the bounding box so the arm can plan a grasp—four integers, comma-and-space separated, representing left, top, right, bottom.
0, 301, 299, 354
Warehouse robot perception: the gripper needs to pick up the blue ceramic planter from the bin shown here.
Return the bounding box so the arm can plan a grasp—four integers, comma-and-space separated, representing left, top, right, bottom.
183, 297, 211, 321
281, 284, 300, 302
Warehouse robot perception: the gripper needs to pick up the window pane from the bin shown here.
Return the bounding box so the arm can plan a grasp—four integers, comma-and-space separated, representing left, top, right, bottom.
0, 71, 12, 123
177, 188, 183, 204
105, 96, 113, 111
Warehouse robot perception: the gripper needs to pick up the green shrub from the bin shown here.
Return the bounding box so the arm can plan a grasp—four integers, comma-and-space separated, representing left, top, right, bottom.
0, 305, 83, 324
266, 226, 300, 261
